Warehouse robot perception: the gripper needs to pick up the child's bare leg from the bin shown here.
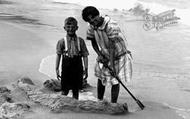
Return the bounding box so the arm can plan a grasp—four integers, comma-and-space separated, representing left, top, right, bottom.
72, 88, 79, 100
97, 79, 105, 101
61, 89, 69, 96
111, 84, 120, 103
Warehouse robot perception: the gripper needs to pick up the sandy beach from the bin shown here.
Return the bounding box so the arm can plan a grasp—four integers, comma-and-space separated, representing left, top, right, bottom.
1, 0, 190, 119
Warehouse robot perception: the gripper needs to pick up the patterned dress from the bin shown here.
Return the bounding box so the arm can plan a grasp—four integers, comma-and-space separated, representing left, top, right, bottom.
86, 16, 132, 86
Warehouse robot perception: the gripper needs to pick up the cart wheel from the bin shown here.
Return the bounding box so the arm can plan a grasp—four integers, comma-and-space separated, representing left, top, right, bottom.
155, 22, 163, 30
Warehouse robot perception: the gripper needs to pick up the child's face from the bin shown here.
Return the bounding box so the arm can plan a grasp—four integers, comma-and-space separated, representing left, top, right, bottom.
87, 15, 102, 29
64, 23, 78, 36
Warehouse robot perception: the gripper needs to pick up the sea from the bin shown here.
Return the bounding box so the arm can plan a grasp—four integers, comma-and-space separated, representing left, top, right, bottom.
51, 0, 190, 26
1, 0, 190, 119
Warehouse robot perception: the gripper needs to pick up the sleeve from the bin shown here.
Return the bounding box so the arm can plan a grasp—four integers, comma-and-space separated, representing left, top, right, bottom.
86, 25, 95, 40
79, 37, 89, 57
56, 39, 65, 55
106, 21, 122, 39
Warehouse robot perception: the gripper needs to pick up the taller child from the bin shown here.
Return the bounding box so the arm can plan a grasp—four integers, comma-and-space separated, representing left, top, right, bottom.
82, 6, 131, 103
55, 17, 89, 99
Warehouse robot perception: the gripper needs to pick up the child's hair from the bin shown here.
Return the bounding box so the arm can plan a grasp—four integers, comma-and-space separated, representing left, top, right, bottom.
64, 17, 78, 26
82, 6, 100, 22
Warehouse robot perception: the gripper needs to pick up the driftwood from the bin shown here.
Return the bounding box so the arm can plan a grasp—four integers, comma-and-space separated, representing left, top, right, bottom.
0, 102, 30, 119
0, 86, 31, 119
43, 79, 61, 92
0, 87, 13, 105
0, 77, 128, 118
19, 78, 128, 114
29, 93, 128, 114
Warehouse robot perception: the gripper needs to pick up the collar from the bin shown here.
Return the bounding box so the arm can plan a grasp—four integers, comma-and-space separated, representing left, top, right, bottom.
98, 15, 110, 30
66, 35, 77, 40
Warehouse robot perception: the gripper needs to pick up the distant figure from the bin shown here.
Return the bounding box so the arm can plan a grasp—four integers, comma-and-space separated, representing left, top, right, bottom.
82, 6, 132, 103
55, 17, 89, 99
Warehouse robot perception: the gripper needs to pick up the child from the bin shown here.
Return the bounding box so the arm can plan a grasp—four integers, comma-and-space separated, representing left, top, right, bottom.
55, 17, 89, 99
82, 6, 132, 103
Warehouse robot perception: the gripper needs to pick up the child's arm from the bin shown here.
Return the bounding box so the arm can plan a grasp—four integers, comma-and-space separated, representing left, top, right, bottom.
90, 38, 108, 64
56, 39, 64, 80
83, 56, 88, 80
90, 38, 102, 57
109, 38, 115, 74
55, 54, 61, 80
80, 38, 89, 80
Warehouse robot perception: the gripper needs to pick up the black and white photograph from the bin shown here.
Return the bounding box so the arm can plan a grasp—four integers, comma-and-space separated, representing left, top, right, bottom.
0, 0, 190, 119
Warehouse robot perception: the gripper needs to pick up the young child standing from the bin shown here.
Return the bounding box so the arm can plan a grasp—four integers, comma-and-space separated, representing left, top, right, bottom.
82, 6, 132, 103
55, 17, 89, 100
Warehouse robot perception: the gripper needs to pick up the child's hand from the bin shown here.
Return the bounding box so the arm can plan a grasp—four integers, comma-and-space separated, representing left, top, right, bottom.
57, 75, 61, 81
83, 68, 88, 80
56, 69, 61, 80
127, 50, 133, 59
97, 55, 109, 65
